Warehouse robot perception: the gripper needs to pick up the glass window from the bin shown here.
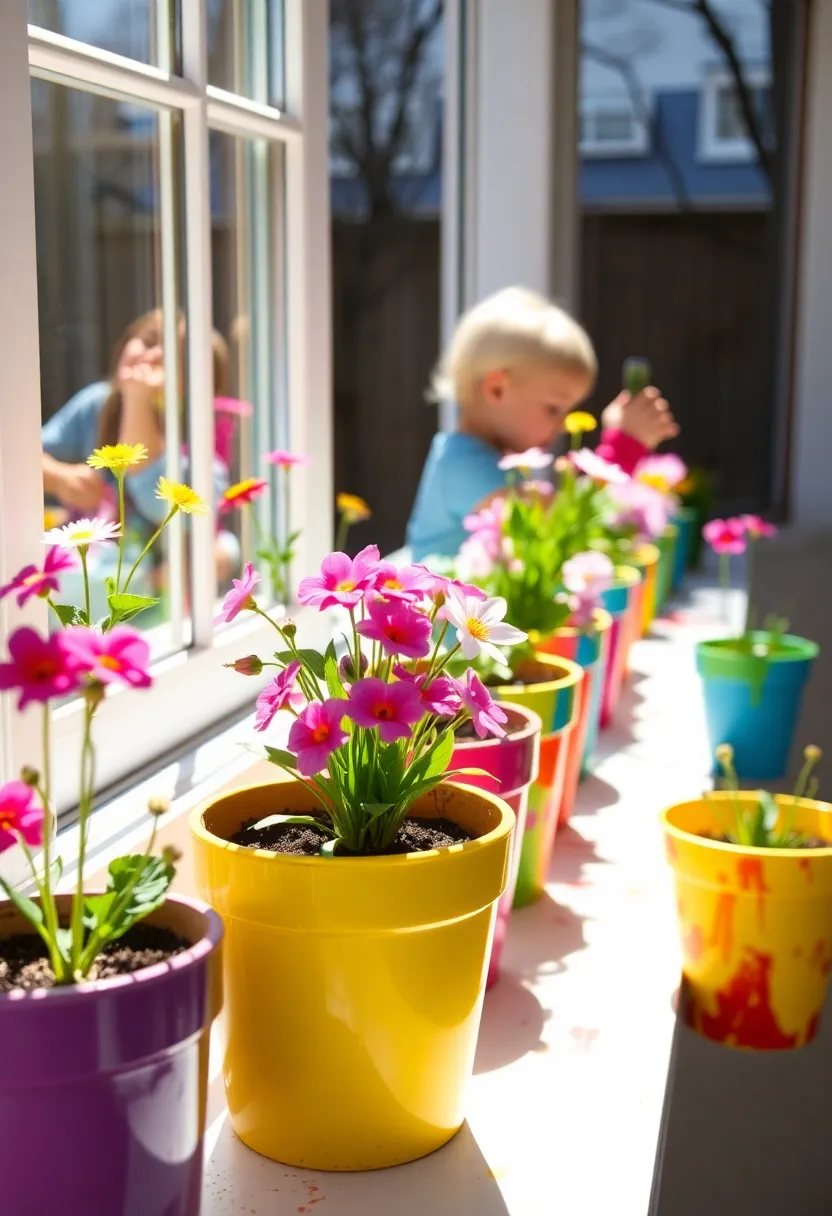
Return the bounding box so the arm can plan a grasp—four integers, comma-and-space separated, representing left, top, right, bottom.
207, 0, 285, 106
33, 80, 188, 656
28, 0, 172, 67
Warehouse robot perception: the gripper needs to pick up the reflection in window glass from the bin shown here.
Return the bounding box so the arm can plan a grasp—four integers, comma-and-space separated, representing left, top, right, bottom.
210, 130, 284, 611
27, 0, 170, 67
207, 0, 285, 107
32, 80, 188, 648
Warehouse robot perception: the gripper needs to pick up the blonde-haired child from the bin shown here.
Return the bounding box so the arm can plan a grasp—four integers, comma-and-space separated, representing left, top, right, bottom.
406, 286, 678, 561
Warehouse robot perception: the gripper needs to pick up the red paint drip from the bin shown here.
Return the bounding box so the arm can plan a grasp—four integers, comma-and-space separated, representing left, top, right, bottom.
708, 892, 736, 962
694, 949, 798, 1049
737, 857, 769, 892
684, 924, 704, 962
799, 858, 814, 883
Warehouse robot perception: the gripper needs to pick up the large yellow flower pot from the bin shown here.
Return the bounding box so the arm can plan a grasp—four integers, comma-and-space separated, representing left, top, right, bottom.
662, 793, 832, 1050
631, 543, 660, 635
190, 778, 514, 1170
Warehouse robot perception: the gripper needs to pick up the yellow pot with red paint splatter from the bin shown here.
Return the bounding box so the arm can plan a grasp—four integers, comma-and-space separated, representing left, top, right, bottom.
662, 793, 832, 1050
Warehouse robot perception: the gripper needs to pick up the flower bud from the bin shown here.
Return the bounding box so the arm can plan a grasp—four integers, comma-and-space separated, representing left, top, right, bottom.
339, 652, 368, 683
161, 844, 182, 867
147, 795, 170, 817
805, 745, 822, 763
82, 680, 106, 710
715, 743, 734, 766
20, 765, 40, 788
224, 654, 263, 677
281, 620, 297, 639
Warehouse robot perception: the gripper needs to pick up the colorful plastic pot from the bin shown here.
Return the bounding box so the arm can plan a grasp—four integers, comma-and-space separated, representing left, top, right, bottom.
191, 779, 513, 1171
630, 543, 660, 635
662, 793, 832, 1050
656, 524, 679, 610
600, 566, 643, 728
452, 703, 542, 987
622, 571, 645, 676
671, 506, 696, 591
491, 654, 583, 906
0, 895, 223, 1214
536, 609, 613, 780
697, 634, 819, 780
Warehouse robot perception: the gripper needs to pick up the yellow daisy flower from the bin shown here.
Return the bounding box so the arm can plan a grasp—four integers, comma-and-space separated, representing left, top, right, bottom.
87, 443, 148, 472
156, 477, 209, 515
336, 492, 372, 523
563, 411, 597, 436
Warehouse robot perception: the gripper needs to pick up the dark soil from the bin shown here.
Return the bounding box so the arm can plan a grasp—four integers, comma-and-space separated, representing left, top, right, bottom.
701, 832, 832, 850
231, 813, 473, 857
0, 923, 189, 994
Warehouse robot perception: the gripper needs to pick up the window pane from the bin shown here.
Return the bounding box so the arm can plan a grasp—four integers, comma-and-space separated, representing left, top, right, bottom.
28, 0, 173, 67
33, 80, 189, 654
207, 0, 285, 107
716, 85, 746, 141
210, 130, 285, 612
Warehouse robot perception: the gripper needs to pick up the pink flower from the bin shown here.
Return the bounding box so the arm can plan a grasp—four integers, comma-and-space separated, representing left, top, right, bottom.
703, 518, 747, 555
393, 665, 461, 716
61, 626, 152, 689
0, 547, 77, 607
346, 677, 424, 743
287, 699, 349, 775
526, 480, 554, 497
419, 570, 488, 603
498, 447, 554, 472
463, 500, 506, 560
356, 599, 432, 659
449, 669, 508, 739
457, 534, 496, 581
561, 552, 615, 630
215, 561, 261, 624
254, 661, 303, 732
298, 545, 381, 610
634, 453, 688, 490
0, 627, 83, 709
607, 479, 672, 539
264, 450, 308, 469
370, 562, 435, 603
740, 514, 777, 539
568, 449, 629, 485
0, 781, 44, 854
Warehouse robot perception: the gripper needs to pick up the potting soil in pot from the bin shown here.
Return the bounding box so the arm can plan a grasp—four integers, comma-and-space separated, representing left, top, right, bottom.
231, 814, 473, 856
0, 923, 189, 993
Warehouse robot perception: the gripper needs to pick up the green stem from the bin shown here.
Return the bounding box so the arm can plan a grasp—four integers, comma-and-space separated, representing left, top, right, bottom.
80, 547, 91, 624
70, 705, 95, 979
39, 705, 61, 973
744, 536, 755, 637
78, 816, 160, 974
335, 513, 349, 554
281, 467, 291, 604
720, 552, 730, 629
115, 471, 126, 592
123, 507, 177, 592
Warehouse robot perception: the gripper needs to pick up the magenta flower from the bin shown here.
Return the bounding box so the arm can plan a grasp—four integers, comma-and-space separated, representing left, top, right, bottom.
215, 561, 261, 624
0, 628, 83, 709
61, 626, 152, 690
607, 479, 672, 539
346, 677, 424, 743
498, 447, 554, 472
703, 518, 747, 555
463, 500, 506, 561
393, 665, 461, 716
568, 449, 629, 485
254, 661, 303, 732
634, 453, 688, 490
370, 562, 434, 603
264, 449, 308, 469
356, 599, 432, 659
0, 547, 77, 607
420, 570, 488, 603
0, 781, 44, 854
561, 551, 615, 630
297, 545, 380, 610
740, 514, 777, 539
287, 699, 349, 775
449, 670, 508, 739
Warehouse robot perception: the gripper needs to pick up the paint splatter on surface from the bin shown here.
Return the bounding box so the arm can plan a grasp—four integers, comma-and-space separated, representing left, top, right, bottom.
692, 948, 798, 1049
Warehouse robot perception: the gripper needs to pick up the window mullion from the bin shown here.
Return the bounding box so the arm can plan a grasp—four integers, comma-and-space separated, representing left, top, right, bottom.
181, 0, 217, 649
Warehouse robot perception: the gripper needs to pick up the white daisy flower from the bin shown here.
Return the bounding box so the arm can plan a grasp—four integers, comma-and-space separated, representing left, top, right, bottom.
441, 589, 527, 662
43, 517, 122, 550
498, 447, 554, 472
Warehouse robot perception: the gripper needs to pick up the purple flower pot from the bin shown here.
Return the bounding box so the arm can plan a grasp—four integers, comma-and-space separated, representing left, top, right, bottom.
451, 703, 542, 987
0, 894, 223, 1215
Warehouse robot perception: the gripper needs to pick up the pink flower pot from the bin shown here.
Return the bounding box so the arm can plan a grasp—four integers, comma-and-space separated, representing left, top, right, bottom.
451, 703, 542, 987
600, 566, 643, 729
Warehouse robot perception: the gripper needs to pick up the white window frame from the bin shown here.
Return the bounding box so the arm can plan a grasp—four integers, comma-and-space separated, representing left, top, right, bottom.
579, 96, 650, 159
0, 0, 332, 817
698, 66, 770, 164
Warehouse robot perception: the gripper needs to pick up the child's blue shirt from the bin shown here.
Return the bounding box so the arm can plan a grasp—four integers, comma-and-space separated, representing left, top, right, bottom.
406, 431, 507, 561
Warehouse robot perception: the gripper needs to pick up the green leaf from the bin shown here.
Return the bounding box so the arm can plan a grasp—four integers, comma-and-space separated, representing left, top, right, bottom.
51, 602, 88, 627
325, 652, 347, 700
759, 791, 780, 839
407, 729, 454, 789
252, 812, 333, 835
83, 854, 174, 951
264, 746, 300, 770
320, 838, 339, 858
274, 648, 326, 680
361, 802, 394, 821
0, 876, 44, 930
446, 766, 498, 783
107, 591, 159, 625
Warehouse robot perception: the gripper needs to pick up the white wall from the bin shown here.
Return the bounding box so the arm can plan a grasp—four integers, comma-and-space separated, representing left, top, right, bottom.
791, 0, 832, 526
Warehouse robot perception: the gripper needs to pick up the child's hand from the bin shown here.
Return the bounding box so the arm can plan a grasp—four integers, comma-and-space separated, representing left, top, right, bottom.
602, 387, 679, 451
